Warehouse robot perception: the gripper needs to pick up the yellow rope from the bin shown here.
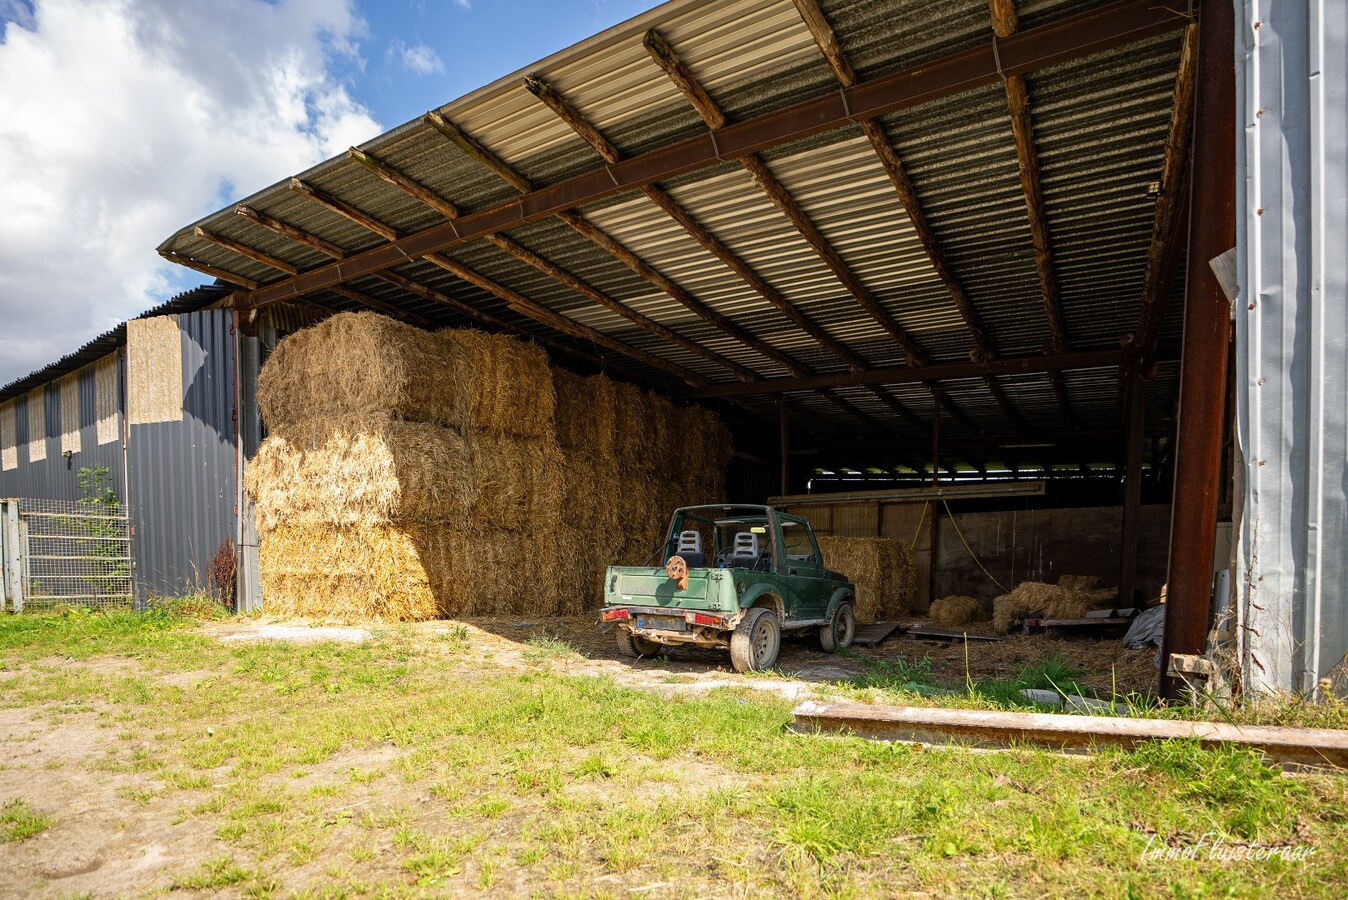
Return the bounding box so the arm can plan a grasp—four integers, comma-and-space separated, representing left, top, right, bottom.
909, 501, 928, 550
941, 499, 1009, 594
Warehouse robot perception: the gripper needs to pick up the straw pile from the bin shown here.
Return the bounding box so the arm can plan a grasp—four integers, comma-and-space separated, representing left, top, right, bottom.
991, 579, 1119, 634
929, 595, 986, 627
248, 312, 732, 621
815, 536, 915, 623
552, 368, 732, 606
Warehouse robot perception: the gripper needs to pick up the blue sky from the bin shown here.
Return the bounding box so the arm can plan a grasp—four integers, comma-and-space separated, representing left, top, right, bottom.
0, 0, 664, 386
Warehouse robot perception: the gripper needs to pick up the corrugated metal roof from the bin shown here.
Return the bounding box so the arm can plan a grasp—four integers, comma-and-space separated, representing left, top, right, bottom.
156, 0, 1191, 469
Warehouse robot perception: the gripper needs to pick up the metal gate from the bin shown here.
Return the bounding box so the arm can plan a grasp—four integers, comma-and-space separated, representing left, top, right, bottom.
1, 498, 134, 612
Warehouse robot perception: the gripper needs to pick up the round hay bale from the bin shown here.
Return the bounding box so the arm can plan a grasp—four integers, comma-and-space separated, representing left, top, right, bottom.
929, 595, 986, 627
258, 312, 460, 430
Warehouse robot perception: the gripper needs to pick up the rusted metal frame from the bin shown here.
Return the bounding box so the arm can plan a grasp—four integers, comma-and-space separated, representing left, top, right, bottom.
1136, 23, 1200, 373
235, 204, 347, 260
522, 74, 913, 432
1160, 0, 1233, 699
347, 147, 461, 221
483, 232, 757, 381
157, 250, 259, 290
681, 348, 1122, 398
239, 0, 1191, 308
422, 108, 814, 379
349, 142, 751, 382
1118, 362, 1146, 606
522, 74, 871, 376
258, 187, 669, 378
644, 30, 929, 367
327, 285, 436, 329
289, 177, 400, 241
193, 227, 298, 276
416, 255, 709, 386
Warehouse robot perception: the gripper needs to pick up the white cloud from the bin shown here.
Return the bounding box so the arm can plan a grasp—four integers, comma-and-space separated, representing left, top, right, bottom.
390, 38, 444, 76
454, 0, 470, 9
0, 0, 381, 386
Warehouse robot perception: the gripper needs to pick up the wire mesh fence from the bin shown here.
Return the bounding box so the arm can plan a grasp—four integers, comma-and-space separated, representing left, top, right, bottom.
5, 498, 134, 610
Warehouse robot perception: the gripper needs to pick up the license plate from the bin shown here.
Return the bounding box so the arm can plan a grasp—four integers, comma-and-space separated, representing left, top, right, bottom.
635, 615, 686, 632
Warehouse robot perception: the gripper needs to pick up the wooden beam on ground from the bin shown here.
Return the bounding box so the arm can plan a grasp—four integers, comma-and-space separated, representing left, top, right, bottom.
681, 349, 1123, 398
240, 0, 1192, 307
234, 205, 347, 260
157, 251, 258, 291
193, 227, 298, 276
1136, 23, 1200, 372
791, 700, 1348, 770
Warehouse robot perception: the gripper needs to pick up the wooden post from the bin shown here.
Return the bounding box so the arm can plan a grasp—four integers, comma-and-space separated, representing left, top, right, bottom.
3, 500, 23, 612
1161, 0, 1235, 699
1118, 366, 1146, 606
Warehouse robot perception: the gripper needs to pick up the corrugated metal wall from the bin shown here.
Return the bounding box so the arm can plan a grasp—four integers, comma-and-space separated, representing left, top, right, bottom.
126, 310, 239, 601
0, 352, 127, 504
1235, 1, 1348, 693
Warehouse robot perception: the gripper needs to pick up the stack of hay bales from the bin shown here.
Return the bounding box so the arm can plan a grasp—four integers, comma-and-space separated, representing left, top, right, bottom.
929, 594, 986, 627
991, 576, 1118, 634
814, 536, 915, 623
247, 313, 564, 620
247, 311, 732, 621
552, 369, 732, 607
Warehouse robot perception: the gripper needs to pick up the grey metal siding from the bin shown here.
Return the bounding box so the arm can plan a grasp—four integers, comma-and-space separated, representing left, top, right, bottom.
127, 310, 239, 600
1235, 0, 1348, 693
0, 352, 127, 505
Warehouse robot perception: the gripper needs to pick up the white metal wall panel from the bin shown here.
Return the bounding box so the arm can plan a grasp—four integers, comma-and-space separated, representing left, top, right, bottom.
1236, 0, 1348, 694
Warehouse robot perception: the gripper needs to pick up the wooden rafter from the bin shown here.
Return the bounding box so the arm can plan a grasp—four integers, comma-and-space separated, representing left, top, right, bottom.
785, 3, 1031, 434
234, 205, 346, 259
1136, 23, 1199, 371
342, 145, 754, 382
986, 0, 1074, 427
157, 250, 258, 290
235, 0, 1193, 309
643, 31, 929, 368
289, 178, 399, 242
326, 284, 436, 329
193, 227, 298, 276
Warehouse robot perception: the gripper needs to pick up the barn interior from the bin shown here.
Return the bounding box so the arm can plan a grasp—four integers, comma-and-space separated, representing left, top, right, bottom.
156, 0, 1230, 689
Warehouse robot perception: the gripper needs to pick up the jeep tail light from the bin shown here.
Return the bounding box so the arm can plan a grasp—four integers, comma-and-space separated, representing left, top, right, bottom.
602, 608, 630, 621
689, 613, 724, 627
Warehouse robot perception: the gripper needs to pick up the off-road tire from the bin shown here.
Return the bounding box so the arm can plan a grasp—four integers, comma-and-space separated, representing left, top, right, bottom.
819, 601, 856, 653
615, 628, 661, 658
730, 607, 781, 673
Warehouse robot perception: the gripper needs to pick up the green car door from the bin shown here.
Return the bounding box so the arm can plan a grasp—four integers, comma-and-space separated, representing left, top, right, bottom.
774, 514, 832, 620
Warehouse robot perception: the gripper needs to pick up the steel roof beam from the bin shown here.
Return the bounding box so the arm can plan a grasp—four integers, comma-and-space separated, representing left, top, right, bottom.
236, 0, 1191, 308
681, 349, 1124, 398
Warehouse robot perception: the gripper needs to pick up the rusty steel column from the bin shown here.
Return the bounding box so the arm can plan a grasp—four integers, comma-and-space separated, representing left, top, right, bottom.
1160, 0, 1235, 699
1118, 366, 1146, 607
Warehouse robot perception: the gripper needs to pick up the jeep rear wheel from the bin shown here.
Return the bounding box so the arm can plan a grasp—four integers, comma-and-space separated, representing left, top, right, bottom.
730, 607, 780, 673
819, 601, 856, 653
615, 628, 661, 658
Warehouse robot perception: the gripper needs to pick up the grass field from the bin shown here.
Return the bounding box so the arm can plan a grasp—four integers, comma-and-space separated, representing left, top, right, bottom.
0, 607, 1345, 897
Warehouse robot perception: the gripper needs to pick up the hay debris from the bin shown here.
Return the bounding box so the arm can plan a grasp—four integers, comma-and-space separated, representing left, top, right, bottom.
929, 595, 986, 627
815, 536, 915, 623
1058, 574, 1104, 591
992, 581, 1119, 634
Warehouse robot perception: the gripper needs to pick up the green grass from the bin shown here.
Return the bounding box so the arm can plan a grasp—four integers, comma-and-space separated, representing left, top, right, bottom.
0, 609, 1345, 897
0, 799, 54, 842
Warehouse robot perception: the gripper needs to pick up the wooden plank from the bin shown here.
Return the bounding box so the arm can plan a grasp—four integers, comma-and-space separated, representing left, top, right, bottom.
792, 700, 1348, 769
852, 621, 906, 647
905, 625, 1002, 642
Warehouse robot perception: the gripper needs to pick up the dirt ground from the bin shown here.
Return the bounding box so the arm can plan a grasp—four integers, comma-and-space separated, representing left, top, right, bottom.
0, 616, 1156, 897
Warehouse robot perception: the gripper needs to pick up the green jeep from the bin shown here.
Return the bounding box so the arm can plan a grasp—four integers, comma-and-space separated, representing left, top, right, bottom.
601, 505, 856, 673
